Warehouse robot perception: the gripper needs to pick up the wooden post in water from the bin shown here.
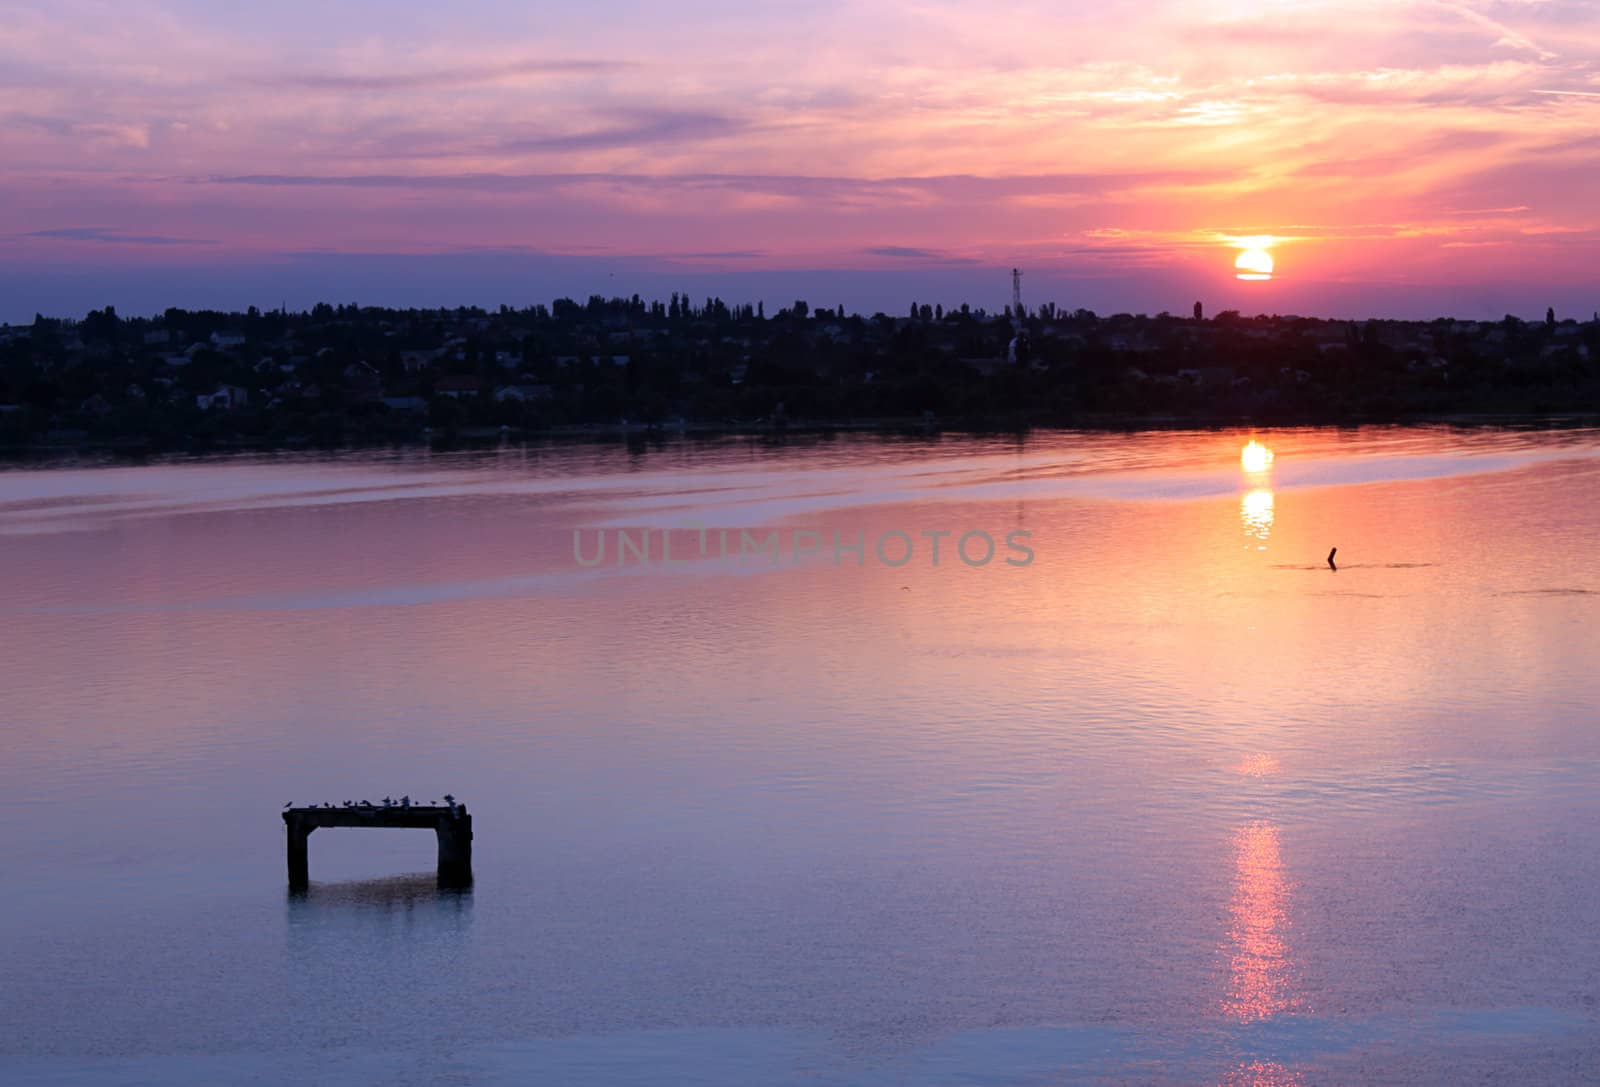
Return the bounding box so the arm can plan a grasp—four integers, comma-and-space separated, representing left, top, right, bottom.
285, 815, 313, 889
436, 816, 473, 886
282, 802, 473, 889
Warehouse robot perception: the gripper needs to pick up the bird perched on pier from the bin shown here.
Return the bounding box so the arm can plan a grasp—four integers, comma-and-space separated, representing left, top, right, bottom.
400, 795, 411, 807
283, 802, 292, 809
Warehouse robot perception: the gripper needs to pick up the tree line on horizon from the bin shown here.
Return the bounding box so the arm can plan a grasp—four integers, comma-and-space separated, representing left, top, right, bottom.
1, 296, 1596, 451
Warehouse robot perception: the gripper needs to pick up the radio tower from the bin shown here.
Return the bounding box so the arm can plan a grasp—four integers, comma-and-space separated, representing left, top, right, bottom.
1008, 268, 1029, 364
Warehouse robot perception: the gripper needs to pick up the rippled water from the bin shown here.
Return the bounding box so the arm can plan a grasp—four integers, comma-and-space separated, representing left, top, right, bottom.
2, 426, 1599, 1085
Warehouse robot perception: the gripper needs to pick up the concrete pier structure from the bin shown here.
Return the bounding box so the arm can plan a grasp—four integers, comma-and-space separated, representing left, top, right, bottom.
283, 802, 472, 889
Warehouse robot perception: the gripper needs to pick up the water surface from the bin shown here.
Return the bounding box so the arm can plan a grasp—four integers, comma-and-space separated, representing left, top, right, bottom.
2, 426, 1599, 1085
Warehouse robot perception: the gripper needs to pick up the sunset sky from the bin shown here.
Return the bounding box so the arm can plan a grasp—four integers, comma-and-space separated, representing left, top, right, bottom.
2, 0, 1597, 321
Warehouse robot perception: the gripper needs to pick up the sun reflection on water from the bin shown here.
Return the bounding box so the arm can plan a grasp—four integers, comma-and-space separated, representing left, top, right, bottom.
1222, 822, 1300, 1024
1241, 440, 1275, 474
1234, 752, 1281, 778
1222, 1060, 1304, 1086
1240, 488, 1275, 545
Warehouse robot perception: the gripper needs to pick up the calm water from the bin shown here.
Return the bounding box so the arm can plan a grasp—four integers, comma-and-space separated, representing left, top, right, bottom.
2, 426, 1599, 1085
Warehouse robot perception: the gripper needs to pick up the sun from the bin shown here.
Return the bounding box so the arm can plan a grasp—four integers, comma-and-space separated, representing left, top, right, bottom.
1235, 248, 1275, 281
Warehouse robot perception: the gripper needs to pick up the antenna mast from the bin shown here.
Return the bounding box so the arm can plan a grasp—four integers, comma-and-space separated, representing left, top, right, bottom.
1011, 268, 1024, 330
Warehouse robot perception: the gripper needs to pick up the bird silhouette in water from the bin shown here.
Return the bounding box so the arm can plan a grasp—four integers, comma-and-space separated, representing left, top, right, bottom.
1327, 547, 1338, 571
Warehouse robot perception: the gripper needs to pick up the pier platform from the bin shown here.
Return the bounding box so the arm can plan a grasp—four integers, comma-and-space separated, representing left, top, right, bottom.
283, 801, 472, 889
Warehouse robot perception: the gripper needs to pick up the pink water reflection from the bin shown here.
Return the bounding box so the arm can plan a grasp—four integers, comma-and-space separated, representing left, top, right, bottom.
1223, 1059, 1304, 1087
1223, 822, 1300, 1024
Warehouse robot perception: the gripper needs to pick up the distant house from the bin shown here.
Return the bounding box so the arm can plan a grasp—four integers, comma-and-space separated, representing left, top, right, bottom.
210, 332, 246, 349
1106, 333, 1157, 352
494, 384, 553, 403
1174, 366, 1237, 387
196, 385, 249, 410
345, 367, 384, 405
79, 393, 112, 417
434, 375, 485, 398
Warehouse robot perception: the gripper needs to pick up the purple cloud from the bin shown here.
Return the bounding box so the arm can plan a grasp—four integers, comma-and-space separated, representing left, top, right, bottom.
498, 111, 747, 153
23, 226, 216, 246
271, 58, 630, 92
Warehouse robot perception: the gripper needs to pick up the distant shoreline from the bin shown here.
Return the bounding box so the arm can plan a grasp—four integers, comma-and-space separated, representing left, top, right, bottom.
5, 303, 1596, 459
6, 410, 1600, 463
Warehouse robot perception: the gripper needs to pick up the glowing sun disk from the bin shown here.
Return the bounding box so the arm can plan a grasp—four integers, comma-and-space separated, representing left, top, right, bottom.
1236, 248, 1275, 281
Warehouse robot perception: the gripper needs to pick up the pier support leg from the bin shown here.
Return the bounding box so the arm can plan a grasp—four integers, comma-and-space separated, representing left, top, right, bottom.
436, 813, 473, 888
286, 819, 313, 890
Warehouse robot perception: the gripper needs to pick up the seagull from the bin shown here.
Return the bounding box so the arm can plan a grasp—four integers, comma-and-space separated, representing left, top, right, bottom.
443, 793, 456, 804
400, 795, 410, 807
283, 802, 293, 809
